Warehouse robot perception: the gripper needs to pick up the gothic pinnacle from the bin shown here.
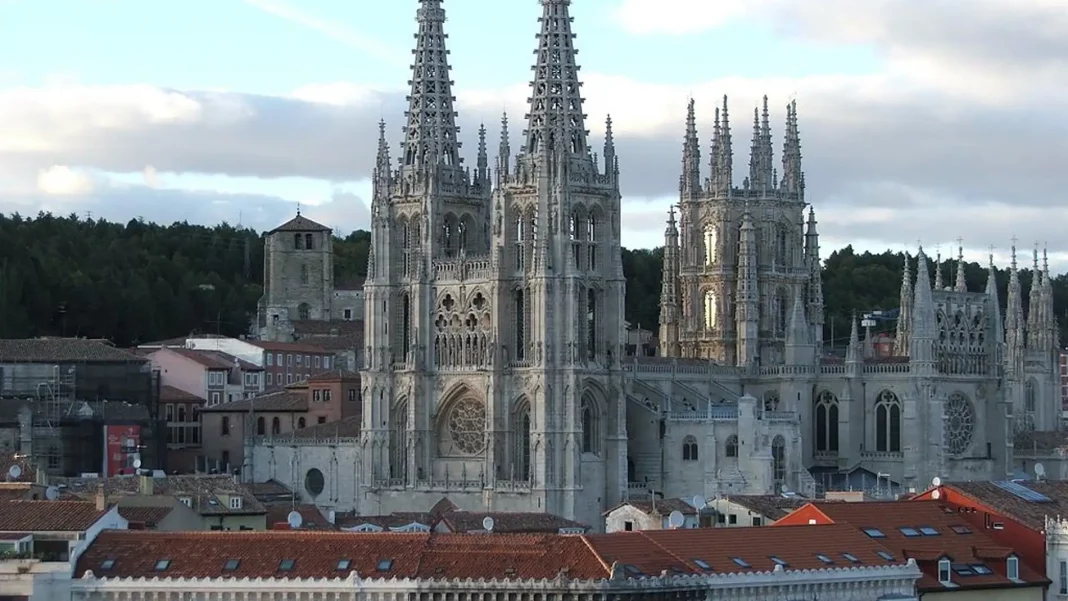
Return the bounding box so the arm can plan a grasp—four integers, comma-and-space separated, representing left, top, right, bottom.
523, 0, 588, 156
954, 240, 967, 292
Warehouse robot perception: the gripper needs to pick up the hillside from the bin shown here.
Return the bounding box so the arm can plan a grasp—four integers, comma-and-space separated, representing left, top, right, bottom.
0, 213, 1063, 349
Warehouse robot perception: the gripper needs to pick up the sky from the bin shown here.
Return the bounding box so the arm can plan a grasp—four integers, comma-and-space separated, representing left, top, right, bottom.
1, 0, 1067, 272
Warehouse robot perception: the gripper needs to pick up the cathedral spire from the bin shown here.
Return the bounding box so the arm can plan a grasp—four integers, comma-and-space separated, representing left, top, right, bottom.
373, 119, 393, 204
954, 240, 967, 292
400, 0, 463, 172
910, 247, 936, 366
1026, 245, 1041, 349
934, 251, 943, 291
711, 96, 733, 196
497, 112, 511, 185
748, 96, 774, 192
476, 122, 489, 183
895, 252, 912, 356
985, 250, 1003, 344
780, 100, 803, 198
659, 207, 682, 357
1005, 242, 1025, 375
846, 313, 861, 364
522, 0, 588, 157
681, 99, 701, 198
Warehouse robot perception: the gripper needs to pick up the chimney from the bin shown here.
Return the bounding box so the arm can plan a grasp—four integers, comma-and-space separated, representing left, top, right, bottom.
139, 474, 154, 496
95, 484, 106, 511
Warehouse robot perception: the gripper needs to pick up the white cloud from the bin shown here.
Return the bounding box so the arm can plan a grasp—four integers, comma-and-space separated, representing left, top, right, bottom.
36, 165, 98, 196
614, 0, 768, 35
142, 165, 159, 188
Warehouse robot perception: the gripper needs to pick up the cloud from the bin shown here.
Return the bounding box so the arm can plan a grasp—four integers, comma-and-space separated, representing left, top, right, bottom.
0, 0, 1065, 272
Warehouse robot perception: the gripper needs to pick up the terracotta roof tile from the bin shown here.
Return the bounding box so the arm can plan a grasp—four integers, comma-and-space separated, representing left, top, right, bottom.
945, 480, 1068, 531
198, 389, 306, 413
0, 338, 146, 363
0, 500, 110, 531
75, 531, 608, 580
790, 501, 1047, 592
607, 498, 696, 516
56, 475, 265, 516
336, 512, 432, 530
0, 455, 37, 483
306, 369, 360, 383
117, 506, 174, 527
265, 504, 336, 530
437, 511, 589, 533
587, 523, 903, 576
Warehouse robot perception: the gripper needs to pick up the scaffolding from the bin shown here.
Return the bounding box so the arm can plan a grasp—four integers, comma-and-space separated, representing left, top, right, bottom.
29, 364, 77, 476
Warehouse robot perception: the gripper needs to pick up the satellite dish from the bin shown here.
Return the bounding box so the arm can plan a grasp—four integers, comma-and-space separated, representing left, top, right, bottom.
482, 516, 495, 532
931, 476, 942, 487
1035, 463, 1046, 479
691, 495, 704, 510
286, 511, 303, 529
7, 465, 22, 480
45, 486, 60, 501
668, 510, 685, 529
931, 489, 941, 500
132, 458, 142, 469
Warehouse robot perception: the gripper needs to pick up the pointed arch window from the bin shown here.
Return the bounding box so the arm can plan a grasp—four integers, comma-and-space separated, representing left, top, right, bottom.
875, 390, 902, 453
704, 290, 717, 330
514, 288, 526, 362
587, 289, 598, 360
772, 435, 786, 487
515, 403, 532, 481
390, 401, 408, 481
271, 417, 281, 435
581, 395, 599, 455
402, 221, 412, 278
514, 215, 525, 271
682, 435, 699, 461
401, 294, 411, 363
298, 303, 311, 321
814, 391, 839, 452
703, 224, 717, 265
1025, 379, 1036, 413
775, 289, 788, 335
776, 226, 788, 265
587, 214, 598, 270
457, 219, 468, 253
725, 435, 738, 458
256, 416, 265, 436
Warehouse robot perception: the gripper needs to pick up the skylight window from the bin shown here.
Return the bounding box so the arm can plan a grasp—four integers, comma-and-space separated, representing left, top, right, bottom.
692, 558, 712, 570
918, 526, 940, 536
279, 559, 295, 571
899, 527, 921, 537
950, 525, 972, 535
223, 559, 240, 571
337, 559, 352, 571
877, 551, 895, 561
377, 559, 394, 571
816, 554, 834, 564
842, 553, 861, 564
769, 556, 788, 567
154, 559, 171, 572
862, 528, 886, 538
731, 557, 751, 568
100, 559, 115, 571
970, 564, 993, 575
952, 564, 976, 576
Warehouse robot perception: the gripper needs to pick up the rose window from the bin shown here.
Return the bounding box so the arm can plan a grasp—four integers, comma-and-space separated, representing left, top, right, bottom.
944, 392, 975, 456
446, 398, 486, 455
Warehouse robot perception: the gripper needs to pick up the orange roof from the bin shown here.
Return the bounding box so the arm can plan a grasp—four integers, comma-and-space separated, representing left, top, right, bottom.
787, 501, 1048, 591
75, 531, 607, 580
159, 385, 203, 403
117, 506, 174, 527
0, 500, 110, 532
587, 523, 903, 575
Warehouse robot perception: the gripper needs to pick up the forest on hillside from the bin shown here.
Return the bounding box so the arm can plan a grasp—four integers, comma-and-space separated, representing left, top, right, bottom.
0, 212, 1064, 350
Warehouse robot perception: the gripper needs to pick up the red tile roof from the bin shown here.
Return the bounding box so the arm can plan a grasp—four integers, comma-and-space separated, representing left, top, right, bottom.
940, 480, 1068, 531
587, 523, 903, 575
265, 504, 336, 530
75, 531, 608, 580
723, 495, 813, 521
159, 385, 203, 403
436, 511, 588, 534
198, 389, 306, 413
0, 500, 110, 531
117, 506, 174, 527
786, 501, 1047, 592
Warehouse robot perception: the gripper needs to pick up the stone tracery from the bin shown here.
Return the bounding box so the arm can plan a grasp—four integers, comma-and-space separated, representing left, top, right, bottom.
433, 291, 493, 369
944, 392, 975, 456
440, 397, 487, 457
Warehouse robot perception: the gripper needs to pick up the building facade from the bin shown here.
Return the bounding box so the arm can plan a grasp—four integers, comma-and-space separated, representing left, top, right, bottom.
247, 0, 1061, 527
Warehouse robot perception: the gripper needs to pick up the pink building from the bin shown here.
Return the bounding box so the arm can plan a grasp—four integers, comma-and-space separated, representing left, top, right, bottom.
147, 348, 265, 406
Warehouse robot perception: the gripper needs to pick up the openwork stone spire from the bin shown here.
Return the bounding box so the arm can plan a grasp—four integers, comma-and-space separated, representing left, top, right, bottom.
985, 250, 1003, 344
780, 100, 803, 197
954, 241, 967, 292
659, 207, 682, 357
911, 248, 936, 365
1026, 245, 1041, 347
373, 119, 393, 203
1005, 242, 1025, 374
401, 0, 462, 171
895, 252, 912, 356
523, 0, 588, 157
680, 99, 701, 197
710, 96, 733, 194
748, 96, 775, 192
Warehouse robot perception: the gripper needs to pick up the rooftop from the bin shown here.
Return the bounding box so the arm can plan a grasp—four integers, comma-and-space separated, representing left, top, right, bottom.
198, 389, 307, 413
247, 340, 331, 353
0, 338, 146, 363
158, 347, 260, 371
0, 500, 110, 532
265, 504, 336, 530
268, 213, 331, 234
75, 531, 606, 581
276, 416, 361, 440
941, 480, 1068, 531
789, 500, 1046, 591
723, 494, 814, 521
117, 505, 175, 528
606, 498, 697, 516
159, 385, 203, 403
56, 474, 265, 516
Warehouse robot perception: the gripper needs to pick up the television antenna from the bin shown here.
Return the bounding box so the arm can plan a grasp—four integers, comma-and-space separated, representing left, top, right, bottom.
286, 511, 303, 529
45, 486, 60, 501
482, 516, 495, 532
7, 465, 22, 481
667, 510, 685, 529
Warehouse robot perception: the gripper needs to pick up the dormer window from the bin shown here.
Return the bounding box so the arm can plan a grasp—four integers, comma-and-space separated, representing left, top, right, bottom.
1007, 555, 1019, 580
229, 497, 243, 510
938, 558, 951, 584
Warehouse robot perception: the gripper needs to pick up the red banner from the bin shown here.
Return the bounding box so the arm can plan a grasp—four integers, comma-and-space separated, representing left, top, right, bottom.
103, 425, 141, 476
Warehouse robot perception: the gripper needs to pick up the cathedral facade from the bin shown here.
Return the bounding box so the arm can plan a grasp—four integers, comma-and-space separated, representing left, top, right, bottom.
246, 0, 1061, 529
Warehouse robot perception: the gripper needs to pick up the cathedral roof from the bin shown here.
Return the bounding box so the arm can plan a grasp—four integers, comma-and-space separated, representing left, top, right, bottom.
268, 213, 331, 234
